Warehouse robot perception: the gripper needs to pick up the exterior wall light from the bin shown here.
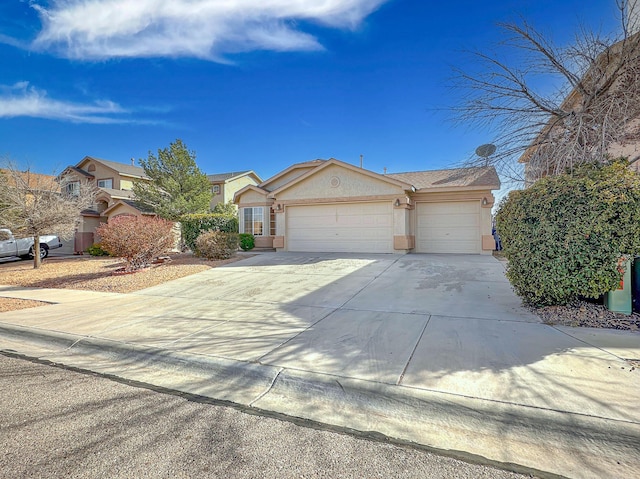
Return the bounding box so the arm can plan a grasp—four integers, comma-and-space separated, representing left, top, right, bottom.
394, 199, 401, 207
482, 197, 488, 206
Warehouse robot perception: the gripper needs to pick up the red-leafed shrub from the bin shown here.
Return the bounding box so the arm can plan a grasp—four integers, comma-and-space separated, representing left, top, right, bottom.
96, 215, 174, 272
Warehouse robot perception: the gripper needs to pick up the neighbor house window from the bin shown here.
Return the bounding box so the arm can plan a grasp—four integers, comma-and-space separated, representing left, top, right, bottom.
243, 207, 264, 236
66, 181, 80, 196
97, 179, 113, 189
212, 184, 221, 194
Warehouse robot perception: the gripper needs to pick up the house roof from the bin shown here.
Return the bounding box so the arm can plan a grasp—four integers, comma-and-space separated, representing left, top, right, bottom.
387, 166, 500, 190
79, 156, 147, 178
64, 166, 94, 178
98, 187, 134, 200
259, 159, 326, 190
207, 170, 262, 183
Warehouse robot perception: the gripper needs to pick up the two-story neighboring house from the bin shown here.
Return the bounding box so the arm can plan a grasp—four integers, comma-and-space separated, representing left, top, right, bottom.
519, 28, 640, 184
61, 156, 154, 252
207, 171, 262, 210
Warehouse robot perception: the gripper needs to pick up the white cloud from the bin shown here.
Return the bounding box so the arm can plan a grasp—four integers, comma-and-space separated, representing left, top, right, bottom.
0, 82, 130, 124
30, 0, 388, 60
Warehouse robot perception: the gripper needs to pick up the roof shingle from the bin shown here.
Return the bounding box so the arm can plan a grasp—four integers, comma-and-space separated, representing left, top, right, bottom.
387, 166, 500, 190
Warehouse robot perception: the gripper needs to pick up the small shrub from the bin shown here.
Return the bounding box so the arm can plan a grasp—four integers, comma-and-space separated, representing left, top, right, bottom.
86, 243, 110, 256
181, 213, 238, 251
195, 231, 239, 260
239, 233, 255, 251
96, 216, 175, 272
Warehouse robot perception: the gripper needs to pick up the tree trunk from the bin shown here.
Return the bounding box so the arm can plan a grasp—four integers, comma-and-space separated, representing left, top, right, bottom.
33, 235, 41, 269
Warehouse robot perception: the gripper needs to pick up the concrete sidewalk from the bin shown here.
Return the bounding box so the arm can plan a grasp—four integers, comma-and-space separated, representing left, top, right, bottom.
1, 252, 639, 478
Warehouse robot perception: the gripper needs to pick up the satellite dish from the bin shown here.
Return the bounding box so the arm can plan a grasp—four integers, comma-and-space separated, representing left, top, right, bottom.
475, 143, 497, 158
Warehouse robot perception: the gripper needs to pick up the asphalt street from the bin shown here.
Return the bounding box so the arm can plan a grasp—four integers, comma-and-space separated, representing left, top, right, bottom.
0, 354, 534, 479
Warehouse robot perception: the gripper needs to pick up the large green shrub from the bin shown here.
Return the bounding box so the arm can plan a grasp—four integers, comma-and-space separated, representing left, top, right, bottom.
195, 231, 239, 260
181, 213, 238, 251
496, 160, 640, 306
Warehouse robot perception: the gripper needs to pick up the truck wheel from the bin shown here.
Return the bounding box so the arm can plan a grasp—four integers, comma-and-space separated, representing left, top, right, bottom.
28, 245, 49, 259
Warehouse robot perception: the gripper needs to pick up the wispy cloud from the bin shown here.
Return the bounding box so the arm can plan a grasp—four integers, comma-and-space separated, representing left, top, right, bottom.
29, 0, 388, 60
0, 82, 131, 123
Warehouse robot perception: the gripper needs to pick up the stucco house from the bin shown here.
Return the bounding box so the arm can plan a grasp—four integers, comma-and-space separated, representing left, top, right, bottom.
234, 158, 500, 254
519, 30, 640, 184
207, 171, 262, 210
61, 156, 153, 252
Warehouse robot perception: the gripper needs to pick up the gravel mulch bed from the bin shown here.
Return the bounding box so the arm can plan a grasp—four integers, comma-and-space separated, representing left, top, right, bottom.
0, 298, 49, 313
532, 300, 640, 331
0, 254, 247, 312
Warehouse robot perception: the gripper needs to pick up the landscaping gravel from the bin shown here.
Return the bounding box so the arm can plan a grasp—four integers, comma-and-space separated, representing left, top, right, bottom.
0, 253, 241, 294
0, 297, 48, 312
532, 301, 640, 331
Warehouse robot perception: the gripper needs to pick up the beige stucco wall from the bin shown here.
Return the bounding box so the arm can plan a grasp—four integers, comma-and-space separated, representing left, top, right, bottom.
225, 176, 259, 204
210, 184, 224, 209
276, 164, 404, 201
78, 216, 102, 233
105, 202, 144, 220
237, 188, 268, 204
76, 159, 120, 189
264, 166, 316, 192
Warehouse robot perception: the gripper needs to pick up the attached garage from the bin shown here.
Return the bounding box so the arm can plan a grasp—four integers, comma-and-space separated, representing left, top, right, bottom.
286, 202, 394, 253
234, 158, 500, 255
415, 201, 481, 254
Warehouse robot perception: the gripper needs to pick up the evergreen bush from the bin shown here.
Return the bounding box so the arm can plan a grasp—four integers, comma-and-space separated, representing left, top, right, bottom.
181, 213, 238, 251
496, 160, 640, 306
239, 233, 255, 251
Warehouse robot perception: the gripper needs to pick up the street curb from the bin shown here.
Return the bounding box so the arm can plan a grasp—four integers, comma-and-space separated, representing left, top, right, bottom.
1, 323, 639, 479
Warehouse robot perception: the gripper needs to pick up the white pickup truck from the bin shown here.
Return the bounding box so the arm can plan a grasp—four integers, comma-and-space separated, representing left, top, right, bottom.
0, 228, 63, 260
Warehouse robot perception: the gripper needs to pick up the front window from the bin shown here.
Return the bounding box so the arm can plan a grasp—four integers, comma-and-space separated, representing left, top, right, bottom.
212, 184, 221, 194
243, 207, 264, 236
97, 179, 113, 189
66, 181, 80, 196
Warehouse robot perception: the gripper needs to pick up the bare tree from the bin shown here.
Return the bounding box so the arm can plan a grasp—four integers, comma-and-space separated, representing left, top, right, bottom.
0, 161, 97, 268
453, 0, 640, 185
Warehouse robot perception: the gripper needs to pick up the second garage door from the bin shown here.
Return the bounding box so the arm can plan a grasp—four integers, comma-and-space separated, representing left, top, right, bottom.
416, 201, 481, 254
286, 202, 393, 253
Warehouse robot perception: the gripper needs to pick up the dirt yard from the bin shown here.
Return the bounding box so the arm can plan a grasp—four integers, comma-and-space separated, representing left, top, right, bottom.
0, 253, 245, 312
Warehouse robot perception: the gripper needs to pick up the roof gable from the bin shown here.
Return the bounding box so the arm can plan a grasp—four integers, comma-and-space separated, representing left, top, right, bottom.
233, 184, 269, 204
259, 159, 326, 191
208, 170, 262, 183
77, 156, 147, 178
268, 158, 412, 200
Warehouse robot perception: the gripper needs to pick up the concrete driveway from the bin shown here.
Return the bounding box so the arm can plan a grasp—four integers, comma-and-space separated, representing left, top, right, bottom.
1, 252, 639, 478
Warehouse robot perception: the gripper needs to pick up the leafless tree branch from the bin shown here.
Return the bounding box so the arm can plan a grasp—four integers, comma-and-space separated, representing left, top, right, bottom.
453, 0, 640, 185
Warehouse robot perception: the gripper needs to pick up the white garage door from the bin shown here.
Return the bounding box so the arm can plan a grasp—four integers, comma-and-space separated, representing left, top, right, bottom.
416, 202, 481, 254
287, 202, 393, 253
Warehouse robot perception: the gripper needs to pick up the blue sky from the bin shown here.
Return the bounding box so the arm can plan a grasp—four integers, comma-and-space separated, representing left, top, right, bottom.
0, 0, 622, 183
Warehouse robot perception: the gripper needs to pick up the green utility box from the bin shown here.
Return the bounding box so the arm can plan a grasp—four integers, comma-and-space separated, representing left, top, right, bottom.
605, 259, 632, 315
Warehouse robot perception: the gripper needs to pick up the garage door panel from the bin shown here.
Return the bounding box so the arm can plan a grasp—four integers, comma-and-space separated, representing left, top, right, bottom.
416, 202, 481, 254
287, 203, 393, 253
